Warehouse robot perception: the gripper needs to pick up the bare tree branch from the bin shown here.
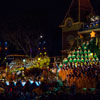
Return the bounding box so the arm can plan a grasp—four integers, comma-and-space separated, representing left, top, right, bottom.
2, 29, 40, 56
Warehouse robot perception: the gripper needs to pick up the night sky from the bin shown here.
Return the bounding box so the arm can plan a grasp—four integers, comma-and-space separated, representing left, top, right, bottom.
0, 0, 100, 57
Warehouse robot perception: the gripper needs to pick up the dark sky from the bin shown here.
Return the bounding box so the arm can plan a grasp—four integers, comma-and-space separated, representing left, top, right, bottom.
0, 0, 100, 56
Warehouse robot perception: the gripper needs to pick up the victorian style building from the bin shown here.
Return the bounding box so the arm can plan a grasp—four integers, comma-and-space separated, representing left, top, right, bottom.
60, 0, 100, 55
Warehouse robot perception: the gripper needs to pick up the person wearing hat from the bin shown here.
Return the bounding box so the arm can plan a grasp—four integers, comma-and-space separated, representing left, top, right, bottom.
77, 54, 81, 59
73, 58, 77, 63
72, 54, 76, 59
96, 57, 99, 62
94, 53, 97, 59
77, 49, 80, 55
81, 54, 84, 59
72, 50, 74, 55
59, 63, 63, 68
81, 62, 83, 67
85, 54, 88, 59
88, 53, 92, 59
86, 41, 90, 47
68, 54, 72, 60
77, 57, 81, 63
68, 62, 71, 67
84, 46, 87, 50
69, 58, 73, 63
81, 57, 84, 63
78, 46, 81, 50
72, 49, 77, 55
84, 50, 88, 54
85, 58, 89, 63
75, 62, 78, 68
82, 42, 86, 49
63, 58, 68, 65
92, 58, 96, 65
84, 61, 87, 66
80, 50, 83, 55
72, 62, 75, 68
88, 49, 91, 54
88, 58, 91, 62
92, 57, 96, 62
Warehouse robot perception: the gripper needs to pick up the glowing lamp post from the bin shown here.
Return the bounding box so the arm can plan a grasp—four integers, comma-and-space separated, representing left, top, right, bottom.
38, 57, 41, 68
23, 59, 26, 63
23, 59, 26, 72
40, 35, 43, 39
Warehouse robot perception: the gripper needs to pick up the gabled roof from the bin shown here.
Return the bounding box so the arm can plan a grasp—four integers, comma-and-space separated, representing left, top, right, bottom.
62, 0, 94, 25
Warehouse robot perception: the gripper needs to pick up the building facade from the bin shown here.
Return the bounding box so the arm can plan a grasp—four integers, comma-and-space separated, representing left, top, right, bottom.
59, 0, 100, 56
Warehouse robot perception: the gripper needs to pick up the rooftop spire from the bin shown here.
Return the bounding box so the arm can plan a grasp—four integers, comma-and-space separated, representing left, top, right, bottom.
62, 0, 94, 24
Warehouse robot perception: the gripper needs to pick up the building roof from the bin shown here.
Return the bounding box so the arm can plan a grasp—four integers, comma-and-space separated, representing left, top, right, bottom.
62, 0, 94, 25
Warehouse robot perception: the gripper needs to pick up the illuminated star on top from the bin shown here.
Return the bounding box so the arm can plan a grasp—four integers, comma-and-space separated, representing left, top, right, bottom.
90, 31, 96, 38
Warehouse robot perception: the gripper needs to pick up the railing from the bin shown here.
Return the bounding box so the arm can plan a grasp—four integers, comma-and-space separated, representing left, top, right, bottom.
79, 23, 100, 32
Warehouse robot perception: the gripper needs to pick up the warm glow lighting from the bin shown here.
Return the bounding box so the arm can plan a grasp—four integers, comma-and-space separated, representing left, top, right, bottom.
38, 58, 41, 60
79, 34, 83, 39
23, 59, 26, 63
90, 31, 96, 38
44, 52, 47, 55
40, 35, 43, 38
89, 53, 93, 58
5, 47, 8, 50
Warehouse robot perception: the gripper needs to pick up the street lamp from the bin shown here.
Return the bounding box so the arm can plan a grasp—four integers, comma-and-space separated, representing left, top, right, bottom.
40, 35, 43, 39
23, 59, 26, 75
23, 59, 26, 63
